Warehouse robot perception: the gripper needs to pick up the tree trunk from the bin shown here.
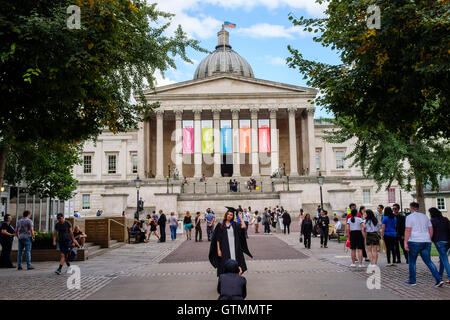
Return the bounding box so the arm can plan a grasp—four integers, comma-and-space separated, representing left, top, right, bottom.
415, 178, 426, 213
0, 144, 7, 189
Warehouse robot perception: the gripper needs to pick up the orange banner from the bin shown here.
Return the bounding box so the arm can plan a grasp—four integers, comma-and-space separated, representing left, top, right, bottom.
240, 127, 250, 153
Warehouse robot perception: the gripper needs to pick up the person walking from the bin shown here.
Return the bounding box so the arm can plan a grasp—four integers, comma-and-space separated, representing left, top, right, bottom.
242, 208, 250, 239
346, 209, 366, 267
168, 212, 178, 241
363, 209, 381, 266
205, 209, 216, 241
194, 211, 203, 242
0, 214, 15, 268
183, 211, 193, 240
282, 211, 292, 234
318, 210, 330, 248
262, 208, 271, 235
393, 203, 408, 263
158, 210, 167, 243
16, 210, 35, 270
429, 207, 450, 284
53, 213, 76, 275
146, 214, 161, 242
301, 214, 313, 249
404, 202, 444, 287
381, 206, 398, 266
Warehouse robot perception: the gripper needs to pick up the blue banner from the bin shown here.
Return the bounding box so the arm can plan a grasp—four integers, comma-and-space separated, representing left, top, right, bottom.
221, 127, 232, 154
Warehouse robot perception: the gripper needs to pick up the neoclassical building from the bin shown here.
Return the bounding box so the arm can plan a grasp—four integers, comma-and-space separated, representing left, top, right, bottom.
73, 28, 414, 217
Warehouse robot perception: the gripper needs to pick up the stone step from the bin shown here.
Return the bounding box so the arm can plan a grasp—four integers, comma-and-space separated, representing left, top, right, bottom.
86, 240, 125, 259
178, 192, 280, 201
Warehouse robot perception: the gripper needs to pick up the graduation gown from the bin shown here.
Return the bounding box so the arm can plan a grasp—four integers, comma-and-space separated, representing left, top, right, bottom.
209, 221, 253, 276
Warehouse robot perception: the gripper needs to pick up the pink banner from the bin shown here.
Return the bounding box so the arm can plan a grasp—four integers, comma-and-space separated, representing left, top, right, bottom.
182, 127, 194, 154
258, 126, 271, 152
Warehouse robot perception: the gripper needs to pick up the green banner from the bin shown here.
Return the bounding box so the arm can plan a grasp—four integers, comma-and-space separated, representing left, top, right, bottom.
202, 127, 214, 153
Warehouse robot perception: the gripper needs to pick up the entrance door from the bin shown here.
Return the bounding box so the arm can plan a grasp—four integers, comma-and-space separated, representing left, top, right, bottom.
221, 154, 233, 177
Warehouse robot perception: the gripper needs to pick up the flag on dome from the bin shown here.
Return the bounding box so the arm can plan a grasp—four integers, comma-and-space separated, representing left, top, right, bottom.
223, 21, 236, 28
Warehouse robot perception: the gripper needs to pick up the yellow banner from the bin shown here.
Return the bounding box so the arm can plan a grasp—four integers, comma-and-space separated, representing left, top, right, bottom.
202, 127, 213, 153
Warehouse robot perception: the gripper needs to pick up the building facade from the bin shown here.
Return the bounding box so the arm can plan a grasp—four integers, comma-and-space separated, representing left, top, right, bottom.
73, 28, 414, 217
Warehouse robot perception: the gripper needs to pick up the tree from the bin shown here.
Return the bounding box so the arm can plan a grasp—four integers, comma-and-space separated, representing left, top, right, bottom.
287, 0, 450, 210
325, 118, 450, 211
4, 140, 82, 200
287, 0, 449, 140
0, 0, 206, 188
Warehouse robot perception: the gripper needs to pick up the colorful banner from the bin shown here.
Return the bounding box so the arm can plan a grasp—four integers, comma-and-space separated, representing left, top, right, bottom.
221, 127, 232, 154
202, 127, 213, 153
182, 127, 194, 154
258, 126, 271, 152
240, 126, 250, 153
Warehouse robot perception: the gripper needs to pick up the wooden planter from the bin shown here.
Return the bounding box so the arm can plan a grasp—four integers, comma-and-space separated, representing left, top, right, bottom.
10, 248, 87, 262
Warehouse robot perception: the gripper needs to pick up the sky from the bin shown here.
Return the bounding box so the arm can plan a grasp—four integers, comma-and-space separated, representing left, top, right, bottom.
152, 0, 340, 118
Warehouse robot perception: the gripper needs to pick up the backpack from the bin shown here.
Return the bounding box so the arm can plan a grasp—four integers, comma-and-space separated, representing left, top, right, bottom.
257, 216, 261, 223
68, 247, 77, 262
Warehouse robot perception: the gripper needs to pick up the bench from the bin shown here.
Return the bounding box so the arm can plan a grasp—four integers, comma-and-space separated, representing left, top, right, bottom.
329, 225, 346, 243
127, 227, 140, 244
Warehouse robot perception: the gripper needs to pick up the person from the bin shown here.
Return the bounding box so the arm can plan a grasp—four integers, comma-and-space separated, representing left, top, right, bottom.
358, 206, 370, 261
318, 210, 330, 248
253, 211, 261, 233
194, 211, 202, 242
317, 205, 321, 218
381, 206, 398, 266
298, 209, 304, 230
282, 211, 291, 234
209, 209, 253, 276
262, 208, 271, 235
131, 219, 145, 243
200, 173, 206, 182
392, 203, 408, 263
333, 217, 342, 234
242, 208, 251, 239
138, 197, 144, 213
53, 213, 76, 275
183, 211, 193, 240
73, 225, 86, 248
16, 210, 35, 270
205, 209, 215, 241
168, 212, 178, 241
404, 202, 443, 287
217, 259, 247, 300
158, 210, 167, 243
363, 209, 381, 266
0, 214, 15, 268
429, 207, 450, 284
146, 214, 161, 242
271, 209, 277, 231
312, 217, 319, 237
301, 214, 313, 249
376, 204, 384, 223
346, 209, 366, 267
122, 210, 126, 218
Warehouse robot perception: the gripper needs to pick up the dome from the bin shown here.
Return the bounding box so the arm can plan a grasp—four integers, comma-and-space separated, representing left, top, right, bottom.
194, 27, 254, 80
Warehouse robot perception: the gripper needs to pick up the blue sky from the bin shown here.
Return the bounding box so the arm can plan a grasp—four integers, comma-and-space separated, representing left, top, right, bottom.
153, 0, 340, 118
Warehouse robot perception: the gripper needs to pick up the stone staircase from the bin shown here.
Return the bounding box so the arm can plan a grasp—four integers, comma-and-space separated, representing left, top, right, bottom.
83, 239, 124, 259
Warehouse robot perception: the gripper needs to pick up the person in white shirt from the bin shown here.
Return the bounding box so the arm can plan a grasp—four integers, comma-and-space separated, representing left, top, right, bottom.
404, 202, 443, 287
242, 208, 251, 239
345, 209, 366, 267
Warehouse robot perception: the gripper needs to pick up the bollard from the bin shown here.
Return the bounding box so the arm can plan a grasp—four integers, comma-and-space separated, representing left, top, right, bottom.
287, 176, 290, 191
216, 182, 218, 194
238, 182, 241, 193
166, 178, 169, 194
204, 182, 207, 194
261, 181, 263, 192
193, 183, 196, 194
171, 184, 174, 194
272, 181, 274, 192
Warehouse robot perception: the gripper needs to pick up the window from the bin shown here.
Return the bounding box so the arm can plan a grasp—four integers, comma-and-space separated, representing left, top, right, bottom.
83, 155, 92, 174
108, 155, 116, 174
82, 194, 90, 210
363, 189, 371, 204
132, 155, 138, 174
388, 188, 396, 203
437, 197, 446, 211
336, 151, 345, 169
315, 150, 321, 170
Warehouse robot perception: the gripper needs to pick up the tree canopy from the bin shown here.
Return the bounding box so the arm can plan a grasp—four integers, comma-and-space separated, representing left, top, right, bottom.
0, 0, 206, 188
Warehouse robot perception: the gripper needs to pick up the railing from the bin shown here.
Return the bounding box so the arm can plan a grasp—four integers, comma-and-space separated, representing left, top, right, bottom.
178, 178, 291, 194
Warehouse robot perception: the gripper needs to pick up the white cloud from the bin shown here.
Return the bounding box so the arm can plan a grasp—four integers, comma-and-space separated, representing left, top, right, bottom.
268, 56, 287, 66
237, 23, 311, 39
154, 71, 176, 87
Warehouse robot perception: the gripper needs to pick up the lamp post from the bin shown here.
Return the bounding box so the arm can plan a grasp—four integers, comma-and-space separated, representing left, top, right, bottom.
317, 171, 324, 212
168, 163, 171, 179
134, 175, 141, 219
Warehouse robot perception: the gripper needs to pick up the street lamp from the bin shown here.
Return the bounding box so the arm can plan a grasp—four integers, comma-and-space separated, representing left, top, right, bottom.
134, 175, 142, 219
317, 171, 324, 212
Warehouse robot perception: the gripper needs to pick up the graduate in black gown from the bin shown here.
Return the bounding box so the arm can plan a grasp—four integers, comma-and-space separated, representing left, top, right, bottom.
209, 208, 253, 276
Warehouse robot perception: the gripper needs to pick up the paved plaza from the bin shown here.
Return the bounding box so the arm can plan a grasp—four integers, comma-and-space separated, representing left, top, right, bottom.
0, 223, 449, 300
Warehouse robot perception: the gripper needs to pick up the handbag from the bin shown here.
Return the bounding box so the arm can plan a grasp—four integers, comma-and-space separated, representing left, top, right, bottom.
299, 235, 303, 243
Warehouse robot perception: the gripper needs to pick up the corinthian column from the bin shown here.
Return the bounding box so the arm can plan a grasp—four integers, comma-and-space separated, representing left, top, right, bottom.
307, 107, 316, 176
269, 108, 279, 175
250, 107, 260, 177
155, 109, 164, 179
231, 108, 241, 177
174, 109, 183, 178
212, 108, 222, 177
288, 106, 299, 176
193, 109, 202, 178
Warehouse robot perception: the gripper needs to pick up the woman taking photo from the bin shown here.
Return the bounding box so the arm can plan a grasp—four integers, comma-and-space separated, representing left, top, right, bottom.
345, 209, 366, 267
209, 209, 253, 276
363, 209, 381, 266
301, 213, 313, 249
183, 211, 193, 240
381, 206, 398, 266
